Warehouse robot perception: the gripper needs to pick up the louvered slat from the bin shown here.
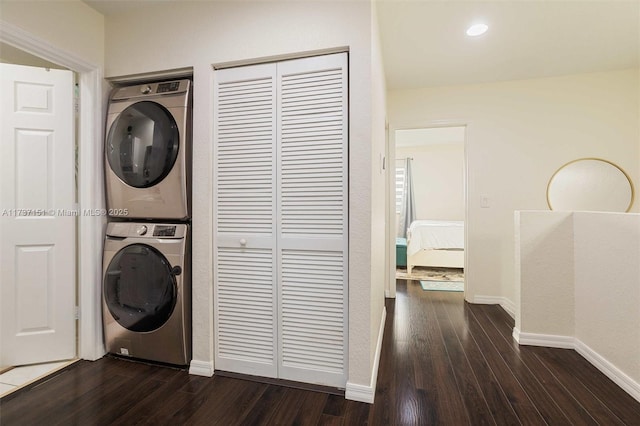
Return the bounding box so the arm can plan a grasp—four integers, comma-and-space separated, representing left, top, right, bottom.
279, 67, 344, 236
216, 74, 275, 235
216, 248, 274, 364
280, 250, 344, 373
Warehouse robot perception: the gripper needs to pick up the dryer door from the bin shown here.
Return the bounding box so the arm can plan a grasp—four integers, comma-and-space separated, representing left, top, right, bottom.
106, 101, 179, 188
104, 243, 178, 332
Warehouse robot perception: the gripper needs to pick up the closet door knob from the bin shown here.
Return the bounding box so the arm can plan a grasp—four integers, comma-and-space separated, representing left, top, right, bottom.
239, 238, 247, 246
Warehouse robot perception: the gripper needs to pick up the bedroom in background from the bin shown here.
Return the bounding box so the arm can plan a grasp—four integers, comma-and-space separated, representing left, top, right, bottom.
394, 126, 466, 292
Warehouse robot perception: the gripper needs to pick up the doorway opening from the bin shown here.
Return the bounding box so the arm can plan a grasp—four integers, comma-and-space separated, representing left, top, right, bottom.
0, 45, 78, 398
0, 25, 104, 397
392, 125, 466, 295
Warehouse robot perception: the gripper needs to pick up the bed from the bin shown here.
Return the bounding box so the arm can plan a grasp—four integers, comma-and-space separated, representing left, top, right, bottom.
406, 220, 464, 273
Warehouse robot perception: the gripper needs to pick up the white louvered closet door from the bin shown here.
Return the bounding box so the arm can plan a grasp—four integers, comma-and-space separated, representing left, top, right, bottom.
276, 53, 348, 388
213, 53, 348, 387
214, 63, 278, 378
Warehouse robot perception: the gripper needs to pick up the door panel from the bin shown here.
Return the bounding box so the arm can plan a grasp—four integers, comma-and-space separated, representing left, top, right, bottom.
0, 63, 75, 366
276, 53, 348, 387
213, 63, 278, 378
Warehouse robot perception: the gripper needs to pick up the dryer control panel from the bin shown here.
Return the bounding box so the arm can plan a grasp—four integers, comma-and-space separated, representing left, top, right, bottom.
110, 79, 190, 101
106, 222, 186, 239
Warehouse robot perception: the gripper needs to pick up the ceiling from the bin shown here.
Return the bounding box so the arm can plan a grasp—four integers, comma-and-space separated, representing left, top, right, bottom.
377, 0, 640, 90
82, 0, 640, 90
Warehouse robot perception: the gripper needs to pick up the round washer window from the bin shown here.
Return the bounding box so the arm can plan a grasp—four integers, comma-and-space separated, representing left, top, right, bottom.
106, 101, 179, 188
104, 244, 177, 332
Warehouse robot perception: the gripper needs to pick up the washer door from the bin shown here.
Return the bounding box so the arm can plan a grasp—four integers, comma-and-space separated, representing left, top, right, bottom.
106, 101, 179, 188
104, 243, 177, 332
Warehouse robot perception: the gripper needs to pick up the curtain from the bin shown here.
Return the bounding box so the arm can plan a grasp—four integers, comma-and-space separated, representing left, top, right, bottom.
397, 158, 416, 238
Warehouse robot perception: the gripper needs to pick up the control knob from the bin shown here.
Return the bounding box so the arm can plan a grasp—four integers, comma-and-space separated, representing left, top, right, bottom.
140, 85, 152, 95
136, 225, 148, 236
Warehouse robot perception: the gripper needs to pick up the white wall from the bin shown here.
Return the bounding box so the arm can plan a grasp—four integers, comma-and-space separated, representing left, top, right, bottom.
369, 0, 387, 387
388, 69, 640, 306
573, 213, 640, 393
0, 1, 104, 68
514, 211, 574, 336
396, 143, 464, 221
103, 0, 384, 391
515, 210, 640, 401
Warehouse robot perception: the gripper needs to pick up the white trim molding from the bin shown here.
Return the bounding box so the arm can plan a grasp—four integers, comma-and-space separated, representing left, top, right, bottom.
574, 340, 640, 403
346, 306, 386, 404
189, 360, 215, 377
0, 20, 95, 72
473, 296, 516, 319
514, 331, 640, 403
512, 329, 575, 349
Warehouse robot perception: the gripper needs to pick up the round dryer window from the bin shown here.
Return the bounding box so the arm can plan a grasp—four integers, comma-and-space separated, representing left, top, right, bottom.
104, 244, 177, 332
106, 101, 179, 188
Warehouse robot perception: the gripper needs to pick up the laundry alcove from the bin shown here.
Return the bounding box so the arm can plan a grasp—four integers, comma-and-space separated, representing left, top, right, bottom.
212, 52, 348, 388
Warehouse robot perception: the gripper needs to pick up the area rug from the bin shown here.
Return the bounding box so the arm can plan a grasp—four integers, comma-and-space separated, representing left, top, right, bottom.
420, 280, 464, 292
396, 266, 464, 282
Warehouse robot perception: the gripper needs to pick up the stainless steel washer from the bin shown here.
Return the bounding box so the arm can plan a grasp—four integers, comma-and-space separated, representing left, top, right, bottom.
105, 79, 191, 220
102, 222, 191, 365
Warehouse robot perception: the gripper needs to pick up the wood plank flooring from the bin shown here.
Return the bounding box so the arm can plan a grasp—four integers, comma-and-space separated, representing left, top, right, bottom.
1, 279, 639, 425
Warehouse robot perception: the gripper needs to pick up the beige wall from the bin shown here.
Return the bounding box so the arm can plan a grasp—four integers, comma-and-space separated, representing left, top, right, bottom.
516, 211, 640, 400
0, 0, 104, 67
388, 69, 640, 307
396, 143, 464, 221
103, 0, 383, 390
0, 42, 65, 69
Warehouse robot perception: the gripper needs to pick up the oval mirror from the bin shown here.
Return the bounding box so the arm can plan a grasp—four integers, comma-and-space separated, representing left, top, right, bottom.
547, 158, 634, 212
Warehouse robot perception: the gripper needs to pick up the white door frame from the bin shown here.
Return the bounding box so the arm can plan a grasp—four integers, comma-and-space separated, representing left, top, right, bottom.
0, 20, 105, 360
387, 120, 470, 301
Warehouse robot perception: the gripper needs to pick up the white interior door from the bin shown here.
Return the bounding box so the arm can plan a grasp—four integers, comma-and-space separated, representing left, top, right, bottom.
0, 63, 76, 366
213, 53, 348, 387
213, 63, 278, 378
276, 53, 348, 387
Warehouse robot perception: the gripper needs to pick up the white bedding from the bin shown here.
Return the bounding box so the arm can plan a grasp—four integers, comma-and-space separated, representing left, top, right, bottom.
406, 220, 464, 256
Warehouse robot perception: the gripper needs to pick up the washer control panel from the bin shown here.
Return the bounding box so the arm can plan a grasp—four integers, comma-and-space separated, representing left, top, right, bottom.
153, 225, 176, 237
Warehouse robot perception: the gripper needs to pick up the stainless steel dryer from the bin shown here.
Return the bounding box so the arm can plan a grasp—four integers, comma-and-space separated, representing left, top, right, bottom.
102, 222, 191, 365
105, 79, 191, 220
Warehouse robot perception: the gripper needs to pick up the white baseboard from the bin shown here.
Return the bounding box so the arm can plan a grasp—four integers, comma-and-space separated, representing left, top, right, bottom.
473, 295, 516, 319
189, 359, 214, 377
574, 339, 640, 403
514, 331, 640, 403
346, 306, 386, 404
345, 382, 375, 404
513, 329, 575, 349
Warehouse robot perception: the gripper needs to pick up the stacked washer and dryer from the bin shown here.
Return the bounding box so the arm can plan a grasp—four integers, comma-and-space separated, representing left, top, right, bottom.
102, 80, 192, 366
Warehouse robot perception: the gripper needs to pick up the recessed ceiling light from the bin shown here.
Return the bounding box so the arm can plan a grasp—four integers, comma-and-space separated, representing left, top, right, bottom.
466, 23, 488, 37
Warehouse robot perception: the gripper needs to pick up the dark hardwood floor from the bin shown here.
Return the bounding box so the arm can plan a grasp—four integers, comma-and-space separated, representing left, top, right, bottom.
2, 279, 639, 425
